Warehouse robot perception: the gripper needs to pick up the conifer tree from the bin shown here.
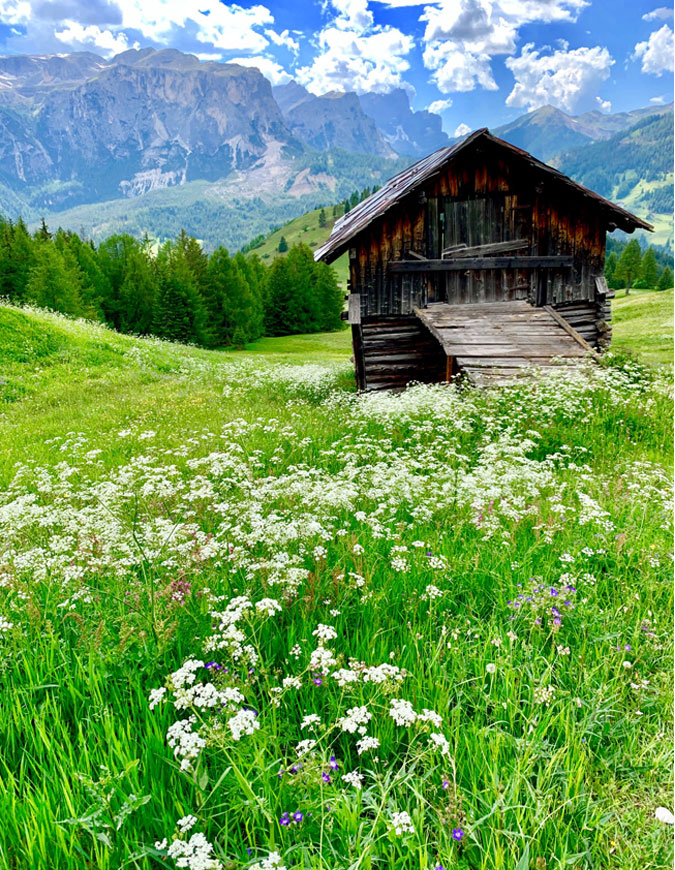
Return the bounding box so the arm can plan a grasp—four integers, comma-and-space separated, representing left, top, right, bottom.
0, 218, 33, 301
97, 234, 148, 329
640, 246, 659, 288
319, 207, 327, 228
656, 266, 673, 291
265, 255, 293, 336
234, 251, 265, 342
35, 217, 52, 242
315, 261, 344, 332
26, 244, 83, 315
604, 251, 619, 289
614, 239, 642, 295
277, 236, 288, 253
153, 257, 202, 343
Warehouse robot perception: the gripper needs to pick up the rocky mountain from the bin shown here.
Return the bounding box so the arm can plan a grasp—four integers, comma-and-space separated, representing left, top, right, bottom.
0, 49, 301, 209
359, 89, 449, 157
273, 83, 394, 157
272, 82, 450, 159
493, 102, 674, 163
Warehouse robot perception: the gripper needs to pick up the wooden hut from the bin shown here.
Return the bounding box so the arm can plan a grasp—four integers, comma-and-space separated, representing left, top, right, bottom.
315, 128, 652, 390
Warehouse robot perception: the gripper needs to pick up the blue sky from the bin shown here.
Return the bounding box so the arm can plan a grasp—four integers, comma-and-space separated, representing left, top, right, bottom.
0, 0, 672, 131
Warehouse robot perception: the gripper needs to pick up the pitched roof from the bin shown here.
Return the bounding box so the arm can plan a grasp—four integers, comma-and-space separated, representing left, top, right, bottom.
315, 128, 653, 264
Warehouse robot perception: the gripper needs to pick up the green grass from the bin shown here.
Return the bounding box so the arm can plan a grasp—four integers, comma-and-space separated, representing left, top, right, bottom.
0, 303, 672, 870
248, 204, 350, 289
611, 288, 673, 365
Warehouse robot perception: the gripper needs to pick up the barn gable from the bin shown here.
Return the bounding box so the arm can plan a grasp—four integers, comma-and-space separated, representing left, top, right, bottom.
316, 129, 652, 392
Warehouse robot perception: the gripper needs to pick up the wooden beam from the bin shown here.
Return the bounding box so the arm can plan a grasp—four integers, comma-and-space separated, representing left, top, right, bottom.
347, 293, 362, 325
390, 256, 573, 272
441, 238, 529, 258
544, 305, 601, 360
406, 250, 427, 260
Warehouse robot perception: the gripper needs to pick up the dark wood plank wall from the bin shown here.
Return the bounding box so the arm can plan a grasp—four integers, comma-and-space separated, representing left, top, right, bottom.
352, 316, 447, 391
349, 146, 608, 318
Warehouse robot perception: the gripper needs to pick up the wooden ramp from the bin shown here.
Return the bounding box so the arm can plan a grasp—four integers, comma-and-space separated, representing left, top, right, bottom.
414, 301, 598, 386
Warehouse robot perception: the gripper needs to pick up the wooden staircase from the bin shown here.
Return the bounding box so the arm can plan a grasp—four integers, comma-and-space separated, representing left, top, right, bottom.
414, 301, 598, 386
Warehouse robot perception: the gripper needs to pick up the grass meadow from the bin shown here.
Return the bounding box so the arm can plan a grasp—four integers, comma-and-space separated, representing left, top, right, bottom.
0, 301, 672, 870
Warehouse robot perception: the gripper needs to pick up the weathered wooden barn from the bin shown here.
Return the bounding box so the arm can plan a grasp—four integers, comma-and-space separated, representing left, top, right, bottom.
315, 129, 652, 390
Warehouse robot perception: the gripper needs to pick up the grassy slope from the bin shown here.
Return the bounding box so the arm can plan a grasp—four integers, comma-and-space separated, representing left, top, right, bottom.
0, 305, 671, 870
611, 288, 673, 365
246, 204, 350, 289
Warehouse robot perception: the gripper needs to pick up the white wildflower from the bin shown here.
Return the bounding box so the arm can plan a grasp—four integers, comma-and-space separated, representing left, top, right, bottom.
149, 687, 167, 710
339, 706, 372, 733
390, 810, 414, 835
228, 709, 259, 741
166, 831, 222, 869
295, 739, 316, 757
312, 623, 337, 642
356, 735, 380, 754
428, 732, 450, 755
255, 598, 281, 617
389, 698, 417, 726
341, 770, 364, 789
176, 814, 198, 833
418, 708, 442, 727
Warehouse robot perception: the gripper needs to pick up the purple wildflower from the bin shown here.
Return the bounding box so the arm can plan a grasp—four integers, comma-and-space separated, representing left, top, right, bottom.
292, 811, 304, 823
280, 813, 291, 827
452, 828, 464, 840
321, 772, 331, 783
329, 755, 338, 771
442, 780, 449, 790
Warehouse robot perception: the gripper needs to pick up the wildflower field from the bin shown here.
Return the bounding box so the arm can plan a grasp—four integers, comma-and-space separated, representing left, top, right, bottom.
0, 304, 672, 870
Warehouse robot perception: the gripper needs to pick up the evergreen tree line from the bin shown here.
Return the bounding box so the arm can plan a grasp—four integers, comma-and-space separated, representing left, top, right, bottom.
0, 218, 344, 345
605, 239, 673, 295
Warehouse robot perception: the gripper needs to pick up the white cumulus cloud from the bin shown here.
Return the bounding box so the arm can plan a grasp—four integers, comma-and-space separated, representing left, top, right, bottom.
118, 1, 274, 53
296, 25, 414, 94
505, 42, 614, 113
0, 0, 31, 24
54, 21, 134, 57
633, 25, 674, 76
642, 7, 673, 21
454, 122, 472, 136
265, 29, 300, 56
595, 95, 611, 112
423, 42, 498, 92
420, 0, 589, 94
229, 55, 292, 85
427, 98, 453, 114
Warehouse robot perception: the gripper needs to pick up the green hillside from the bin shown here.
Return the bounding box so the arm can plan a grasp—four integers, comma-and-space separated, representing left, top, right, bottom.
245, 203, 350, 288
611, 288, 673, 365
558, 112, 674, 249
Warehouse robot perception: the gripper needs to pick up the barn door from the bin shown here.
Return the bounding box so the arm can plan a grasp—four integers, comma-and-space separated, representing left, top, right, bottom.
442, 199, 501, 303
442, 196, 533, 304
